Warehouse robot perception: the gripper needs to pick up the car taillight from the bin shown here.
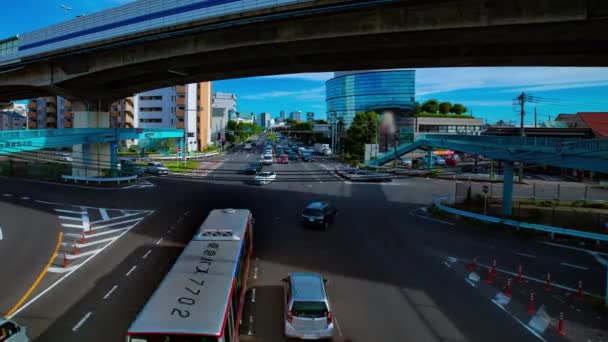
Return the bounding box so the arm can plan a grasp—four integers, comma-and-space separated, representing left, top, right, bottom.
287, 310, 293, 323
327, 311, 332, 324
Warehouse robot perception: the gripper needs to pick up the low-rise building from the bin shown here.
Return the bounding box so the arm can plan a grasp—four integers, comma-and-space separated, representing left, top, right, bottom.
0, 110, 26, 130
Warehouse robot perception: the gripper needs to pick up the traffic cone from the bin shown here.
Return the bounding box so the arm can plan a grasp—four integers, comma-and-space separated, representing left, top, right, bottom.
466, 258, 477, 271
545, 273, 551, 292
556, 312, 565, 336
81, 230, 87, 243
62, 252, 69, 268
577, 281, 583, 300
504, 278, 512, 297
516, 264, 524, 283
72, 241, 79, 255
527, 292, 535, 314
485, 268, 494, 284
491, 257, 497, 275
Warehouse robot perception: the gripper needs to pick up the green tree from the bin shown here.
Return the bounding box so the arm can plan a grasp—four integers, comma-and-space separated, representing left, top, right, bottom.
315, 119, 328, 124
451, 103, 466, 114
226, 120, 238, 131
345, 111, 379, 160
438, 101, 452, 114
421, 99, 439, 114
413, 101, 422, 114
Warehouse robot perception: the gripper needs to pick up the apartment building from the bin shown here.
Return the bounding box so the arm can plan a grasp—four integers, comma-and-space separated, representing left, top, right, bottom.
27, 96, 73, 129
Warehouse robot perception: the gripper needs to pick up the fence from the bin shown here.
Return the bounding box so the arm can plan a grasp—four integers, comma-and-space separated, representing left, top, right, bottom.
455, 181, 608, 203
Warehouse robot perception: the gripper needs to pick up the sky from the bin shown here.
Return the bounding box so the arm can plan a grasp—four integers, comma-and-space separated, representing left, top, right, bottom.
3, 0, 608, 124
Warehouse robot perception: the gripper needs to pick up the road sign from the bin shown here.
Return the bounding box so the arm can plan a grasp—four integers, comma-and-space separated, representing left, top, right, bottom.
137, 128, 143, 133
482, 185, 489, 194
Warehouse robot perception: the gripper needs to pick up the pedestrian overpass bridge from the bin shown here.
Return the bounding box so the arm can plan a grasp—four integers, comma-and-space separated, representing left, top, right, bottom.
366, 135, 608, 215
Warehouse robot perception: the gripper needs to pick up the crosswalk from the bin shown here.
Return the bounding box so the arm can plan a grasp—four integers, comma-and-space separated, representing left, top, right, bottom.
49, 205, 153, 273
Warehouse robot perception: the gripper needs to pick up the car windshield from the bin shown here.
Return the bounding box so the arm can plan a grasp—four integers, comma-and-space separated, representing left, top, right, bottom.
291, 301, 327, 318
303, 208, 323, 216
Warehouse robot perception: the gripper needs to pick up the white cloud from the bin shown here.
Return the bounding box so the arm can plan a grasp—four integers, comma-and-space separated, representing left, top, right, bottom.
416, 67, 608, 95
242, 86, 325, 100
261, 73, 334, 81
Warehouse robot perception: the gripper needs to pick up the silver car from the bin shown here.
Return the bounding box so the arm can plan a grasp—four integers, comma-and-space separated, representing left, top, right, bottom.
283, 272, 333, 340
146, 162, 169, 175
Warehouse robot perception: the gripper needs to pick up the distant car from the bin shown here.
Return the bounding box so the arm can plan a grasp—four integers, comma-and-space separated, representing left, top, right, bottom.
445, 158, 458, 167
302, 153, 314, 162
146, 162, 169, 175
283, 272, 334, 340
245, 162, 262, 174
244, 143, 252, 150
399, 158, 413, 168
288, 153, 298, 160
433, 156, 446, 166
279, 155, 289, 164
254, 171, 276, 185
262, 154, 274, 165
301, 201, 337, 230
0, 318, 29, 342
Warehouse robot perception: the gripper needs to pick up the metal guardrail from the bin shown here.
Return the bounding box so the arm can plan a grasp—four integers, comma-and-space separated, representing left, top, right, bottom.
62, 174, 138, 185
433, 197, 608, 243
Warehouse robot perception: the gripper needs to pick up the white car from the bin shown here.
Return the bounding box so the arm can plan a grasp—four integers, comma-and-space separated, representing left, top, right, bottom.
262, 154, 273, 165
399, 157, 413, 167
0, 318, 29, 342
146, 162, 169, 175
254, 171, 276, 185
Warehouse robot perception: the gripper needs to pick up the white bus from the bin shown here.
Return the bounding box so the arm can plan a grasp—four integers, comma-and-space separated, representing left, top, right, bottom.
127, 209, 253, 342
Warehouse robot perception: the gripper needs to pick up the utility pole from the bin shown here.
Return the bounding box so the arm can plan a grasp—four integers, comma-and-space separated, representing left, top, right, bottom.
534, 107, 537, 128
513, 92, 528, 183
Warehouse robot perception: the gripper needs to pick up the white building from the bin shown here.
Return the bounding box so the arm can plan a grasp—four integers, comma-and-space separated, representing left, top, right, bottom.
290, 111, 302, 122
211, 107, 229, 144
0, 111, 26, 130
212, 92, 237, 120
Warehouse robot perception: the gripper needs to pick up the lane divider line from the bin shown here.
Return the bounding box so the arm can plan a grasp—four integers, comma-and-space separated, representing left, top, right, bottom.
126, 266, 137, 277
465, 279, 476, 287
142, 250, 152, 259
102, 285, 118, 300
72, 311, 92, 332
156, 237, 163, 245
4, 231, 62, 317
559, 262, 589, 271
514, 252, 537, 259
490, 299, 546, 342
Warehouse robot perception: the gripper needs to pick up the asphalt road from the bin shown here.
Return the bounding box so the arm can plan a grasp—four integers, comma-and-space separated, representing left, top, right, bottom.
1, 137, 605, 341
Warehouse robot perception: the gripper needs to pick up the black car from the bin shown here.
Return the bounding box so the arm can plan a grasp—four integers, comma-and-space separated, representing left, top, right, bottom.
245, 162, 262, 174
301, 201, 338, 230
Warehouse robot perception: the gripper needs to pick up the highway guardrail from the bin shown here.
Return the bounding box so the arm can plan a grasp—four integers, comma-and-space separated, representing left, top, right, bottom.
433, 197, 608, 243
62, 174, 138, 185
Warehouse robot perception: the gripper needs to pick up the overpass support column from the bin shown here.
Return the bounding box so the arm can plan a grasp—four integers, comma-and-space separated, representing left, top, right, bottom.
71, 101, 114, 177
502, 161, 514, 216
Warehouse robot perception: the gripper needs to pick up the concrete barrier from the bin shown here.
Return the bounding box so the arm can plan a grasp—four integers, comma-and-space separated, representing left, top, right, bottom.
62, 174, 138, 185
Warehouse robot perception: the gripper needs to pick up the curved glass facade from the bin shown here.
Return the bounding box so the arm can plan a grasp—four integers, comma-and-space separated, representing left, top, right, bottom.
326, 70, 415, 127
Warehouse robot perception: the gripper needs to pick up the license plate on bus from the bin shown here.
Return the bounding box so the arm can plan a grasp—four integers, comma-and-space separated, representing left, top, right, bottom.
303, 333, 318, 339
309, 218, 314, 222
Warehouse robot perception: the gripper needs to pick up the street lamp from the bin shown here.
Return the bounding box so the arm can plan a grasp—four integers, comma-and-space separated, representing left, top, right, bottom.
59, 4, 72, 19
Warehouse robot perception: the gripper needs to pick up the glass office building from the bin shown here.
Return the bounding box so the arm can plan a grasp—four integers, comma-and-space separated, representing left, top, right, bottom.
326, 70, 416, 127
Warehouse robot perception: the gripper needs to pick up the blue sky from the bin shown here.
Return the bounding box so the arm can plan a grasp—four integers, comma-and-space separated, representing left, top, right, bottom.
4, 0, 608, 123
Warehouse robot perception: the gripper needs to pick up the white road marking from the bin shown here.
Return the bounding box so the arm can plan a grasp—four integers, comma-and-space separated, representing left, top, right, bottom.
102, 285, 118, 300
142, 250, 152, 259
99, 208, 110, 221
55, 209, 86, 214
465, 279, 477, 287
184, 210, 190, 216
0, 224, 3, 240
514, 252, 537, 259
248, 315, 254, 335
408, 208, 455, 226
251, 288, 256, 303
35, 200, 64, 205
560, 262, 589, 270
542, 241, 608, 266
2, 193, 12, 197
20, 196, 30, 200
61, 223, 85, 229
156, 237, 163, 245
253, 267, 258, 279
491, 300, 546, 342
7, 213, 153, 319
126, 265, 137, 277
90, 217, 146, 231
334, 317, 344, 337
443, 261, 451, 268
59, 216, 82, 221
72, 312, 92, 332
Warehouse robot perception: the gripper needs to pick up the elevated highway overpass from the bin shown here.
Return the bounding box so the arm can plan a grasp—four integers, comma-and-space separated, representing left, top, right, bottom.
1, 0, 608, 102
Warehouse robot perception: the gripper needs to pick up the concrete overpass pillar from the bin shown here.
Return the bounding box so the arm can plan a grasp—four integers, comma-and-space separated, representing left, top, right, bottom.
502, 161, 514, 216
427, 149, 433, 169
71, 101, 116, 177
